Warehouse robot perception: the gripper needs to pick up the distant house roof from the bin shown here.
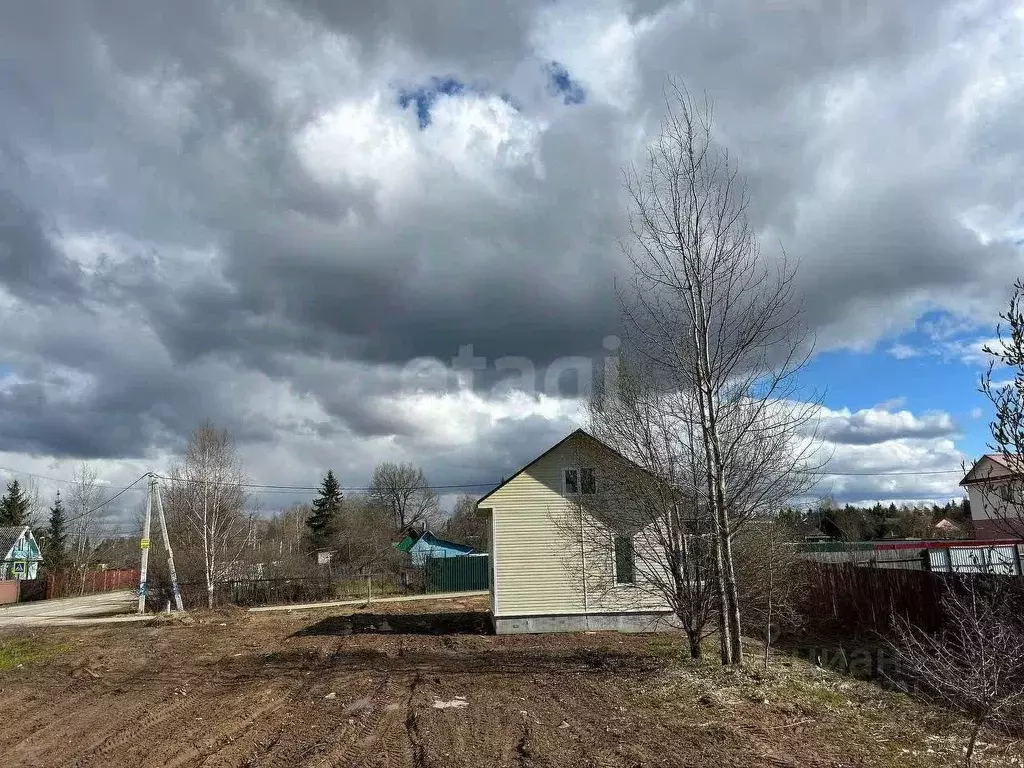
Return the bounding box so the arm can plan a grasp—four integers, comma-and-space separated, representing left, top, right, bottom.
394, 534, 418, 553
961, 454, 1024, 485
415, 531, 474, 554
0, 526, 36, 561
394, 530, 474, 555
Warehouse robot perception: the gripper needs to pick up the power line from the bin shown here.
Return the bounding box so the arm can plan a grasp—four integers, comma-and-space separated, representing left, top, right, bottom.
152, 475, 499, 493
0, 465, 72, 485
0, 459, 969, 516
808, 468, 964, 477
61, 472, 152, 527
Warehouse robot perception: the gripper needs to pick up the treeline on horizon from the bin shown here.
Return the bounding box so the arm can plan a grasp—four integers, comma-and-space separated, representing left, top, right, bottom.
780, 497, 972, 541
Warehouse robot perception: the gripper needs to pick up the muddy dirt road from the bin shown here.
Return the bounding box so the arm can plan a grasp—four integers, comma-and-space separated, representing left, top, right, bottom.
0, 597, 1014, 767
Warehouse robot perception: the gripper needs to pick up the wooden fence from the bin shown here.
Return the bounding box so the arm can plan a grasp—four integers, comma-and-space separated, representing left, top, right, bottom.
800, 562, 1024, 638
38, 568, 140, 600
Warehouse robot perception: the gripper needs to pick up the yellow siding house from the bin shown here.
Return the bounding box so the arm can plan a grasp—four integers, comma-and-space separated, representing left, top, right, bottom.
476, 429, 676, 634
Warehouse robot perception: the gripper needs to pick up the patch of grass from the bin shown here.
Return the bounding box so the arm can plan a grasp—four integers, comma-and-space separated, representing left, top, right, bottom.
0, 638, 69, 671
775, 675, 849, 713
644, 636, 684, 660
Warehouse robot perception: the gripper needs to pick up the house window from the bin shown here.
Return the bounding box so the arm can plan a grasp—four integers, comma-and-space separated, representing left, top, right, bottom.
580, 467, 596, 495
563, 467, 596, 495
564, 468, 579, 494
999, 483, 1017, 503
613, 535, 635, 585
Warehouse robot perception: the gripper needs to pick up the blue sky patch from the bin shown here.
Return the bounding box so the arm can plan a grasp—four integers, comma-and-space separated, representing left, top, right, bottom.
398, 77, 467, 129
396, 77, 519, 130
544, 61, 586, 106
801, 310, 1002, 459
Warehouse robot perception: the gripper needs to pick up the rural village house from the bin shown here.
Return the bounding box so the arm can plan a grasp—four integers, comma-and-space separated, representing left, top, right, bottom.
0, 526, 42, 581
960, 454, 1024, 539
0, 526, 43, 605
394, 529, 476, 567
476, 429, 676, 635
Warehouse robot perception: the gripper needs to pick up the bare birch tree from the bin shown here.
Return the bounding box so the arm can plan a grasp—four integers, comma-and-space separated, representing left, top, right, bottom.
63, 464, 107, 593
556, 363, 718, 658
369, 463, 440, 532
615, 78, 820, 665
67, 464, 103, 557
165, 423, 249, 608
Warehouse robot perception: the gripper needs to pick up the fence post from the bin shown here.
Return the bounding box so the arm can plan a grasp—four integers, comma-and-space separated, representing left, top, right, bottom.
366, 573, 372, 605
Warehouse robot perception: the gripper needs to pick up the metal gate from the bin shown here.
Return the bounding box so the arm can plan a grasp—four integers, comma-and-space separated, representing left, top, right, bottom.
423, 554, 490, 593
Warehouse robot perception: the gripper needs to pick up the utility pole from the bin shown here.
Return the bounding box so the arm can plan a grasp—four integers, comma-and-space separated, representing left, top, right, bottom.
153, 478, 184, 611
136, 475, 154, 613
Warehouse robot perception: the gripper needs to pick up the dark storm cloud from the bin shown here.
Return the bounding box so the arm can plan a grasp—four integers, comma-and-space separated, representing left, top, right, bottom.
0, 0, 1016, 500
0, 190, 83, 305
285, 0, 540, 74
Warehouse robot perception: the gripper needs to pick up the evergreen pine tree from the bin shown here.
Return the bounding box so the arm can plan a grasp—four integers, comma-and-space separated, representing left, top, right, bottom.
306, 470, 343, 554
46, 490, 68, 569
0, 479, 30, 527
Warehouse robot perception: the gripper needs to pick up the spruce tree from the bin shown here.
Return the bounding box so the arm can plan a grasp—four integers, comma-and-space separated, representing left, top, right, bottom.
306, 470, 342, 553
46, 490, 68, 568
0, 479, 30, 527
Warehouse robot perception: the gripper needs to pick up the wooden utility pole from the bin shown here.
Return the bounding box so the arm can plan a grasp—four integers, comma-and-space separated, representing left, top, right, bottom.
137, 474, 184, 613
136, 476, 154, 613
154, 478, 184, 611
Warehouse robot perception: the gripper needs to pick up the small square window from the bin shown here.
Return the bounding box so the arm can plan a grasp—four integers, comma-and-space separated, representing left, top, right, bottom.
613, 535, 635, 584
580, 467, 596, 495
564, 468, 579, 494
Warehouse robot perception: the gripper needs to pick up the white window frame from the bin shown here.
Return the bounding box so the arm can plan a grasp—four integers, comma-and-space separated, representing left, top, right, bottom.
561, 466, 596, 496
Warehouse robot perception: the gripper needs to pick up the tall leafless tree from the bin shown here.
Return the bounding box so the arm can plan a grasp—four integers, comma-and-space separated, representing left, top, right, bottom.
63, 464, 108, 593
67, 464, 103, 557
975, 278, 1024, 536
443, 494, 489, 550
557, 362, 719, 658
616, 78, 821, 664
888, 580, 1024, 768
165, 423, 249, 608
369, 462, 440, 532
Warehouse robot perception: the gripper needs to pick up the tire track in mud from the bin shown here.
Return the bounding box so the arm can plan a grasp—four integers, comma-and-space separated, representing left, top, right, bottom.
158, 684, 292, 768
296, 673, 410, 768
193, 666, 367, 768
403, 673, 427, 768
67, 684, 196, 768
0, 678, 101, 754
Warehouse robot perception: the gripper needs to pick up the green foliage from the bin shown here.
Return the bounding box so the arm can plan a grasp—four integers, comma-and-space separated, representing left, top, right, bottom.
785, 497, 970, 541
306, 470, 343, 553
45, 491, 68, 568
0, 480, 30, 527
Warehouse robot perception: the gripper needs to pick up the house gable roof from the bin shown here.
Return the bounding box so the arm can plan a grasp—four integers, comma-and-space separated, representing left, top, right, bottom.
960, 454, 1023, 486
0, 526, 29, 560
475, 428, 650, 507
412, 531, 475, 554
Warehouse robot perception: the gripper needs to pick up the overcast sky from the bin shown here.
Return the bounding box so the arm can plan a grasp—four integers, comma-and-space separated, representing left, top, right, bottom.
0, 0, 1021, 529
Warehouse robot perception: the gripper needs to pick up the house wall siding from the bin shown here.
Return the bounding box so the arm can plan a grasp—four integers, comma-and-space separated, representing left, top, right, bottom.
484, 434, 672, 619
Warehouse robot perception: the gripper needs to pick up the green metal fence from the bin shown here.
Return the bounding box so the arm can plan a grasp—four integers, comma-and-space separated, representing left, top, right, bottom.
423, 554, 490, 593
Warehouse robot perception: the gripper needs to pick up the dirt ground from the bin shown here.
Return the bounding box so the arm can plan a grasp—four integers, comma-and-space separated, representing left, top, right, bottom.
0, 596, 1019, 768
